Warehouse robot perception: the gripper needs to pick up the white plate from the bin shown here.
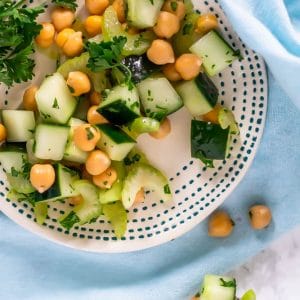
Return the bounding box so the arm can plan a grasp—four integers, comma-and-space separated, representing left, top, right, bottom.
0, 0, 267, 253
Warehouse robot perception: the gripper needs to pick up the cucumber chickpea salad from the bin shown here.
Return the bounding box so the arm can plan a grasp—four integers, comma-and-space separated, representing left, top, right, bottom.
0, 0, 241, 238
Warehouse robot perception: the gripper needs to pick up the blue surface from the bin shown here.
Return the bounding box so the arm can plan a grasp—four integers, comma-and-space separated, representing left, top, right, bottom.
1, 1, 300, 299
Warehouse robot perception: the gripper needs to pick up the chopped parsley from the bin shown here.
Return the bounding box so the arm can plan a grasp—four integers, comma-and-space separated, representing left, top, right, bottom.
220, 278, 237, 288
170, 1, 178, 11
85, 127, 95, 140
164, 184, 171, 195
52, 98, 60, 109
182, 23, 193, 35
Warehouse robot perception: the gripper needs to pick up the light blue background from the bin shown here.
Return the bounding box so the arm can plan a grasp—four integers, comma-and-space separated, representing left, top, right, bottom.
1, 0, 300, 299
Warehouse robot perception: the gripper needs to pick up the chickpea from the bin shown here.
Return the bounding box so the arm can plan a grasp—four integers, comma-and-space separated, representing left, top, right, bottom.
51, 7, 75, 32
89, 91, 102, 105
153, 12, 180, 39
73, 124, 101, 151
30, 164, 55, 194
23, 86, 38, 111
69, 195, 84, 206
147, 40, 175, 65
85, 0, 110, 15
85, 150, 111, 176
87, 106, 108, 125
249, 205, 272, 230
55, 28, 75, 48
84, 15, 103, 37
67, 71, 91, 96
202, 104, 222, 124
208, 211, 234, 238
149, 118, 171, 139
35, 22, 55, 48
162, 63, 182, 82
93, 167, 117, 189
62, 31, 84, 57
0, 124, 7, 143
112, 0, 126, 23
134, 188, 145, 206
196, 14, 218, 35
175, 54, 202, 81
162, 0, 186, 21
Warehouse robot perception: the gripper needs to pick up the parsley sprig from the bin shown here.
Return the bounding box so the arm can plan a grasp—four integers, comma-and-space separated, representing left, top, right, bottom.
86, 36, 133, 89
51, 0, 78, 11
0, 0, 44, 86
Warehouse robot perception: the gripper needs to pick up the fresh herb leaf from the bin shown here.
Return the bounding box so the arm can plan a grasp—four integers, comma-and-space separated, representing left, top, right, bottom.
52, 98, 60, 109
148, 0, 154, 4
220, 278, 237, 288
85, 127, 95, 140
171, 1, 178, 11
182, 23, 193, 35
60, 211, 80, 230
0, 0, 44, 86
10, 167, 19, 177
51, 0, 78, 10
164, 184, 171, 195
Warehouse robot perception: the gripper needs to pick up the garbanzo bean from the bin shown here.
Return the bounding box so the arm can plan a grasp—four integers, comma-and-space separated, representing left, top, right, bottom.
208, 211, 234, 237
196, 14, 218, 35
89, 91, 102, 105
69, 195, 84, 206
175, 53, 202, 81
87, 106, 109, 125
51, 7, 75, 32
84, 15, 103, 37
85, 150, 111, 176
147, 40, 175, 65
23, 86, 38, 111
62, 31, 84, 57
93, 167, 117, 189
55, 28, 75, 48
249, 205, 272, 230
0, 124, 7, 143
73, 124, 100, 151
35, 22, 55, 48
67, 71, 91, 96
162, 63, 182, 82
112, 0, 126, 23
153, 11, 180, 39
149, 118, 171, 139
85, 0, 110, 15
162, 0, 186, 21
134, 188, 145, 205
30, 164, 55, 194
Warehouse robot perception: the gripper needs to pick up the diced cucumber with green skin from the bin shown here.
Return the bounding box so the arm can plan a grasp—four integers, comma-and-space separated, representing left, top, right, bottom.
190, 30, 241, 76
34, 124, 69, 161
137, 76, 183, 121
63, 118, 88, 164
6, 173, 35, 194
36, 73, 77, 124
96, 124, 136, 161
103, 201, 127, 239
26, 139, 43, 164
200, 275, 236, 300
241, 290, 256, 300
0, 145, 27, 173
2, 110, 35, 142
73, 180, 102, 225
35, 164, 80, 202
57, 52, 108, 93
176, 73, 218, 116
103, 6, 155, 56
124, 147, 149, 172
122, 55, 161, 84
98, 84, 141, 125
34, 202, 48, 225
72, 96, 90, 121
122, 163, 172, 209
218, 108, 239, 135
191, 120, 231, 167
99, 161, 126, 204
127, 0, 164, 29
172, 12, 201, 56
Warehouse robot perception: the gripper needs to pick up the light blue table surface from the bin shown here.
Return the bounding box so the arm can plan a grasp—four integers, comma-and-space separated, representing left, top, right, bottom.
1, 0, 300, 299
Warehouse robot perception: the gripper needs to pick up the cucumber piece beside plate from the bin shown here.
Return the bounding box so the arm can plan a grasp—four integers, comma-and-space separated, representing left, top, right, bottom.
2, 110, 35, 142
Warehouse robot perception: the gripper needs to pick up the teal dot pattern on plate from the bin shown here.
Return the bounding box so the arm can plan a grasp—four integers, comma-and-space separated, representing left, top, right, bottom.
0, 0, 268, 253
